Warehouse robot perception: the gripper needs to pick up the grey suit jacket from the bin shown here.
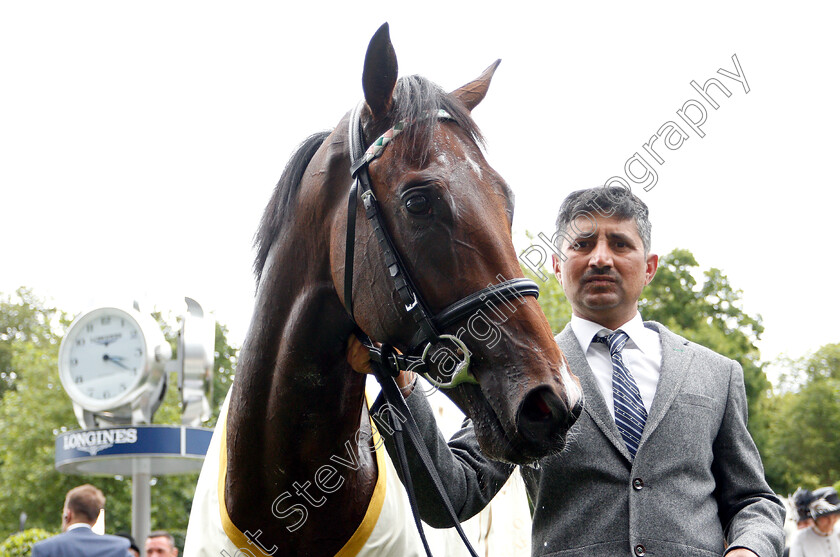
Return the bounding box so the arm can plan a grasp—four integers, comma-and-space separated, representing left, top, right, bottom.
373, 322, 785, 557
31, 526, 131, 557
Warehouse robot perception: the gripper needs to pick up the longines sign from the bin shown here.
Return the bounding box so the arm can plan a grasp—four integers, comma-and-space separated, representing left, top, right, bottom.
54, 425, 212, 476
62, 428, 138, 455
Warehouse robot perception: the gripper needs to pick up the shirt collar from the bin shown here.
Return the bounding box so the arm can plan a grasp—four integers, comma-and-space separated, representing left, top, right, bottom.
66, 523, 92, 531
570, 312, 658, 354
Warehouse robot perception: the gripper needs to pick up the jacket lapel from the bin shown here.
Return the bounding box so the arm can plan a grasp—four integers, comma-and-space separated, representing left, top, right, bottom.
556, 325, 630, 460
637, 321, 694, 447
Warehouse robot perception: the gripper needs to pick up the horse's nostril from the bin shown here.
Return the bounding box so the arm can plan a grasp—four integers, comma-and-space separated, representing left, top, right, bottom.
522, 390, 553, 422
517, 387, 567, 444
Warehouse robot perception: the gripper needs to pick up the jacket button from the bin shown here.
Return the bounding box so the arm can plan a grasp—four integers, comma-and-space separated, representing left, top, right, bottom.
632, 478, 644, 490
634, 544, 646, 556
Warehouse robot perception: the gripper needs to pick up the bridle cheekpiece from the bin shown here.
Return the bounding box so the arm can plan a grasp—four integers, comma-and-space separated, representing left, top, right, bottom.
343, 100, 540, 388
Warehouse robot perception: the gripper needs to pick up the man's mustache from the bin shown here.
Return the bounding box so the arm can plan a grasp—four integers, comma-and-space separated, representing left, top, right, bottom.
581, 268, 620, 284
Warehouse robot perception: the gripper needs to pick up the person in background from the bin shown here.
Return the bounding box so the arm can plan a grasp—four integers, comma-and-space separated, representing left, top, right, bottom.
785, 488, 817, 557
31, 484, 131, 557
789, 487, 840, 557
791, 488, 817, 530
145, 531, 178, 557
116, 533, 140, 557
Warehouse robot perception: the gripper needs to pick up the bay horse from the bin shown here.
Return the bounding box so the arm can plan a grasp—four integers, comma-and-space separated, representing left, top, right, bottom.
185, 23, 581, 557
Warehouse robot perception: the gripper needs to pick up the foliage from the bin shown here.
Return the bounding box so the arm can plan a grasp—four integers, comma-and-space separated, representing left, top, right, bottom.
637, 248, 768, 408
210, 321, 237, 426
760, 344, 840, 493
0, 288, 67, 399
0, 288, 238, 541
520, 265, 571, 333
0, 528, 54, 556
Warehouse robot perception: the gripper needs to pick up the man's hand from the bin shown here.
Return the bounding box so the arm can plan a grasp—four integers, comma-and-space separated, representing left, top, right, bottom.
346, 335, 374, 374
346, 335, 417, 395
725, 549, 758, 557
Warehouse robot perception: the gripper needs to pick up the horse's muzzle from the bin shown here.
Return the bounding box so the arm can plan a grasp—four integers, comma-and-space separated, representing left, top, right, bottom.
515, 386, 580, 452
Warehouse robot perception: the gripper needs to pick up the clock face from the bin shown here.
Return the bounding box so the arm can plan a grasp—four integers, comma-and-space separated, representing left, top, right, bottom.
59, 308, 149, 408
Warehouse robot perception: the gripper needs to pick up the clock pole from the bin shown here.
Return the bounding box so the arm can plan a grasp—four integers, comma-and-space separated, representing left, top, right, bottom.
132, 459, 152, 550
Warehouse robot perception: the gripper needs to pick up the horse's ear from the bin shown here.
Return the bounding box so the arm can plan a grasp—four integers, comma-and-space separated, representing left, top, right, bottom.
450, 59, 501, 112
362, 23, 398, 121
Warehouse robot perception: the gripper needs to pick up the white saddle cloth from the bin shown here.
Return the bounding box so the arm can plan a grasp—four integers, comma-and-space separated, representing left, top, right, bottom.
183, 387, 424, 557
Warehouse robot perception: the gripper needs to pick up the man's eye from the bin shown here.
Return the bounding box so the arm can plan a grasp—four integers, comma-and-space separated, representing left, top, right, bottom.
405, 194, 431, 215
572, 241, 587, 250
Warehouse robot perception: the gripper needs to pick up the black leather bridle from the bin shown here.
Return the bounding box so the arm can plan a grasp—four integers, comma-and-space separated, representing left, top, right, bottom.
342, 100, 539, 557
343, 100, 540, 384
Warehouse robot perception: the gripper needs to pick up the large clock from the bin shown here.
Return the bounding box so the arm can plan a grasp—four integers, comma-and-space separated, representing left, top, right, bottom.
58, 305, 172, 428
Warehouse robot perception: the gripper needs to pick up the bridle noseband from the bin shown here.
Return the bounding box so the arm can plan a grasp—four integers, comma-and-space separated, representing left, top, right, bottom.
343, 100, 540, 387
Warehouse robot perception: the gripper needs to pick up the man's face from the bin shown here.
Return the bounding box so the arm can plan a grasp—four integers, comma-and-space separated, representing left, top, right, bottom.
145, 536, 177, 557
553, 214, 658, 330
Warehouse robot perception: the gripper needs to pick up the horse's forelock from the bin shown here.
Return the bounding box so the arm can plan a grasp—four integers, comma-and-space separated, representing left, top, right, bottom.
389, 75, 484, 165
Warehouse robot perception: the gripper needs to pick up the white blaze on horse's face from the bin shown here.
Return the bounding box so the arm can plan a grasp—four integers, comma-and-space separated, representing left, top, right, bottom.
560, 354, 583, 411
460, 152, 483, 180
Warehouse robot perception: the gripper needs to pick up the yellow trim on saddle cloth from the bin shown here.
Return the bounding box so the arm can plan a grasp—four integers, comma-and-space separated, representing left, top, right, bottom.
217, 399, 387, 557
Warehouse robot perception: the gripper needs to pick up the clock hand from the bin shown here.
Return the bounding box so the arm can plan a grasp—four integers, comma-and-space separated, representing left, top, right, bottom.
102, 354, 131, 370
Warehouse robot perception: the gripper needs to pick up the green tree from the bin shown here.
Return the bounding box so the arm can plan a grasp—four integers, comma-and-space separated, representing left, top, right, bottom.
0, 288, 67, 398
0, 289, 238, 541
638, 249, 769, 409
762, 344, 840, 494
521, 265, 571, 333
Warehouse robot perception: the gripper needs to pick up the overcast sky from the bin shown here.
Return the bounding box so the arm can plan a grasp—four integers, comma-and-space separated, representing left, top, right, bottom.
2, 1, 838, 380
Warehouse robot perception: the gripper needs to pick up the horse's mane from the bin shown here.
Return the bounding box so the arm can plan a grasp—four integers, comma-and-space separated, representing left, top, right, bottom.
253, 131, 331, 283
253, 75, 483, 283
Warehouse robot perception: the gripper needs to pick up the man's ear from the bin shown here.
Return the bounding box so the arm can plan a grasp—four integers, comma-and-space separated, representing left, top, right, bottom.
552, 254, 564, 286
645, 253, 659, 284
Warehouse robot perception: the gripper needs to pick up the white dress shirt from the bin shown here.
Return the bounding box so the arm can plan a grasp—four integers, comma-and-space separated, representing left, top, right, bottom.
570, 312, 662, 418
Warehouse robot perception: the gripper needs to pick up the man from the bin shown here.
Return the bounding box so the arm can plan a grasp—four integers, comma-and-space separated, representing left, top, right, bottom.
352, 186, 785, 556
788, 487, 840, 556
32, 484, 131, 557
145, 531, 178, 557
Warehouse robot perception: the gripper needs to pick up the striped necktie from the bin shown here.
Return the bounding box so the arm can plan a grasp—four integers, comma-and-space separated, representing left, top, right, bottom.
594, 330, 647, 459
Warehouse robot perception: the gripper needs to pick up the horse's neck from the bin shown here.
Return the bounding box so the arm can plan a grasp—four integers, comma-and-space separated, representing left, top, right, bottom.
225, 239, 378, 552
231, 277, 368, 469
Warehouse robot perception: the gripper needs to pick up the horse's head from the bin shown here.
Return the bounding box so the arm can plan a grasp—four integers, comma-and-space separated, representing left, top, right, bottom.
333, 24, 582, 464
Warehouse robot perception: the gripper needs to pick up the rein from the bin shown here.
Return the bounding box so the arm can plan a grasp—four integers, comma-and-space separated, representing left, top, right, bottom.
342, 100, 538, 557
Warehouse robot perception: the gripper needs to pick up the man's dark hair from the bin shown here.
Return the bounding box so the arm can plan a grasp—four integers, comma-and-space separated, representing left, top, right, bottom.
147, 531, 176, 548
555, 186, 652, 254
116, 532, 140, 554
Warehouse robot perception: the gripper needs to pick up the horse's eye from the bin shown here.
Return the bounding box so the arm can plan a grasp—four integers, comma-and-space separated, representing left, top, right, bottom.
405, 194, 431, 215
